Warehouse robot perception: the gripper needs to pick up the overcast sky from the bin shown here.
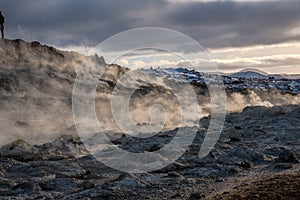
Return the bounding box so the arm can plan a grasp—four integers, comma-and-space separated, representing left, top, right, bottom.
1, 0, 300, 74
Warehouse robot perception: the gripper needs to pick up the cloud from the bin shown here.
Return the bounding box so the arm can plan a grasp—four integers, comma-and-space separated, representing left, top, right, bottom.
0, 0, 299, 49
1, 0, 300, 73
0, 0, 167, 46
163, 0, 300, 48
107, 39, 300, 72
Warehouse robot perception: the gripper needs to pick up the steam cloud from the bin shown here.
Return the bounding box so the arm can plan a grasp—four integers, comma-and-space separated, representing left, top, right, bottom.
1, 39, 299, 146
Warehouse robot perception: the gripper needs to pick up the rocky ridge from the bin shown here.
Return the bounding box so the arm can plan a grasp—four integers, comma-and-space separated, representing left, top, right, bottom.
145, 67, 300, 94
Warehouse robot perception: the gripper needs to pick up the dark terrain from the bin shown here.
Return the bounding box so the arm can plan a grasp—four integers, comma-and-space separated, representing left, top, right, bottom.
0, 104, 299, 199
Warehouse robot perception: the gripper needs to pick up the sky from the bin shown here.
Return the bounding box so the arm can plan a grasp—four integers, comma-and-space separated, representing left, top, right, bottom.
1, 0, 300, 74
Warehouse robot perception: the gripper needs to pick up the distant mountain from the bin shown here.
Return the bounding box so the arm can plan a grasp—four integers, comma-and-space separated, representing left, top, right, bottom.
229, 69, 298, 80
229, 68, 287, 79
230, 70, 269, 79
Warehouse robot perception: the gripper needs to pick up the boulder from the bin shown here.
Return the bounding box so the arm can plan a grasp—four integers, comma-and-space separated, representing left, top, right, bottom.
278, 149, 298, 163
36, 135, 88, 160
228, 127, 241, 142
0, 139, 35, 161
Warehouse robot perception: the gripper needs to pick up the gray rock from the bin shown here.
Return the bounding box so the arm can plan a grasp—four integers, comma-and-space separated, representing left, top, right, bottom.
271, 163, 293, 170
0, 135, 88, 162
36, 135, 87, 160
0, 139, 36, 161
262, 146, 286, 156
216, 177, 224, 182
189, 192, 205, 199
278, 149, 299, 163
218, 147, 264, 165
227, 127, 241, 142
40, 178, 82, 191
237, 161, 251, 169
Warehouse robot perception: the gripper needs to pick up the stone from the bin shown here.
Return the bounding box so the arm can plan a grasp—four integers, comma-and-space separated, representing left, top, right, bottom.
228, 127, 241, 142
218, 147, 264, 165
148, 144, 161, 152
237, 161, 251, 169
36, 135, 88, 160
272, 163, 293, 170
262, 146, 286, 156
278, 149, 299, 163
189, 192, 205, 199
216, 177, 224, 182
0, 139, 35, 161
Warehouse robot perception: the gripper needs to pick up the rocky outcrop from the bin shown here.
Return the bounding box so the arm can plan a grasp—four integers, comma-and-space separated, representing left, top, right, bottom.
0, 135, 87, 161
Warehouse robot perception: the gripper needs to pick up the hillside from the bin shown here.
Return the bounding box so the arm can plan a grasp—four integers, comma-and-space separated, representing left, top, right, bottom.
0, 39, 124, 145
230, 70, 269, 79
0, 39, 189, 146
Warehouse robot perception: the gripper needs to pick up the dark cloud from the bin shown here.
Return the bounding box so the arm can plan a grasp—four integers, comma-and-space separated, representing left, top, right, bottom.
0, 0, 167, 46
164, 0, 300, 48
0, 0, 300, 49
